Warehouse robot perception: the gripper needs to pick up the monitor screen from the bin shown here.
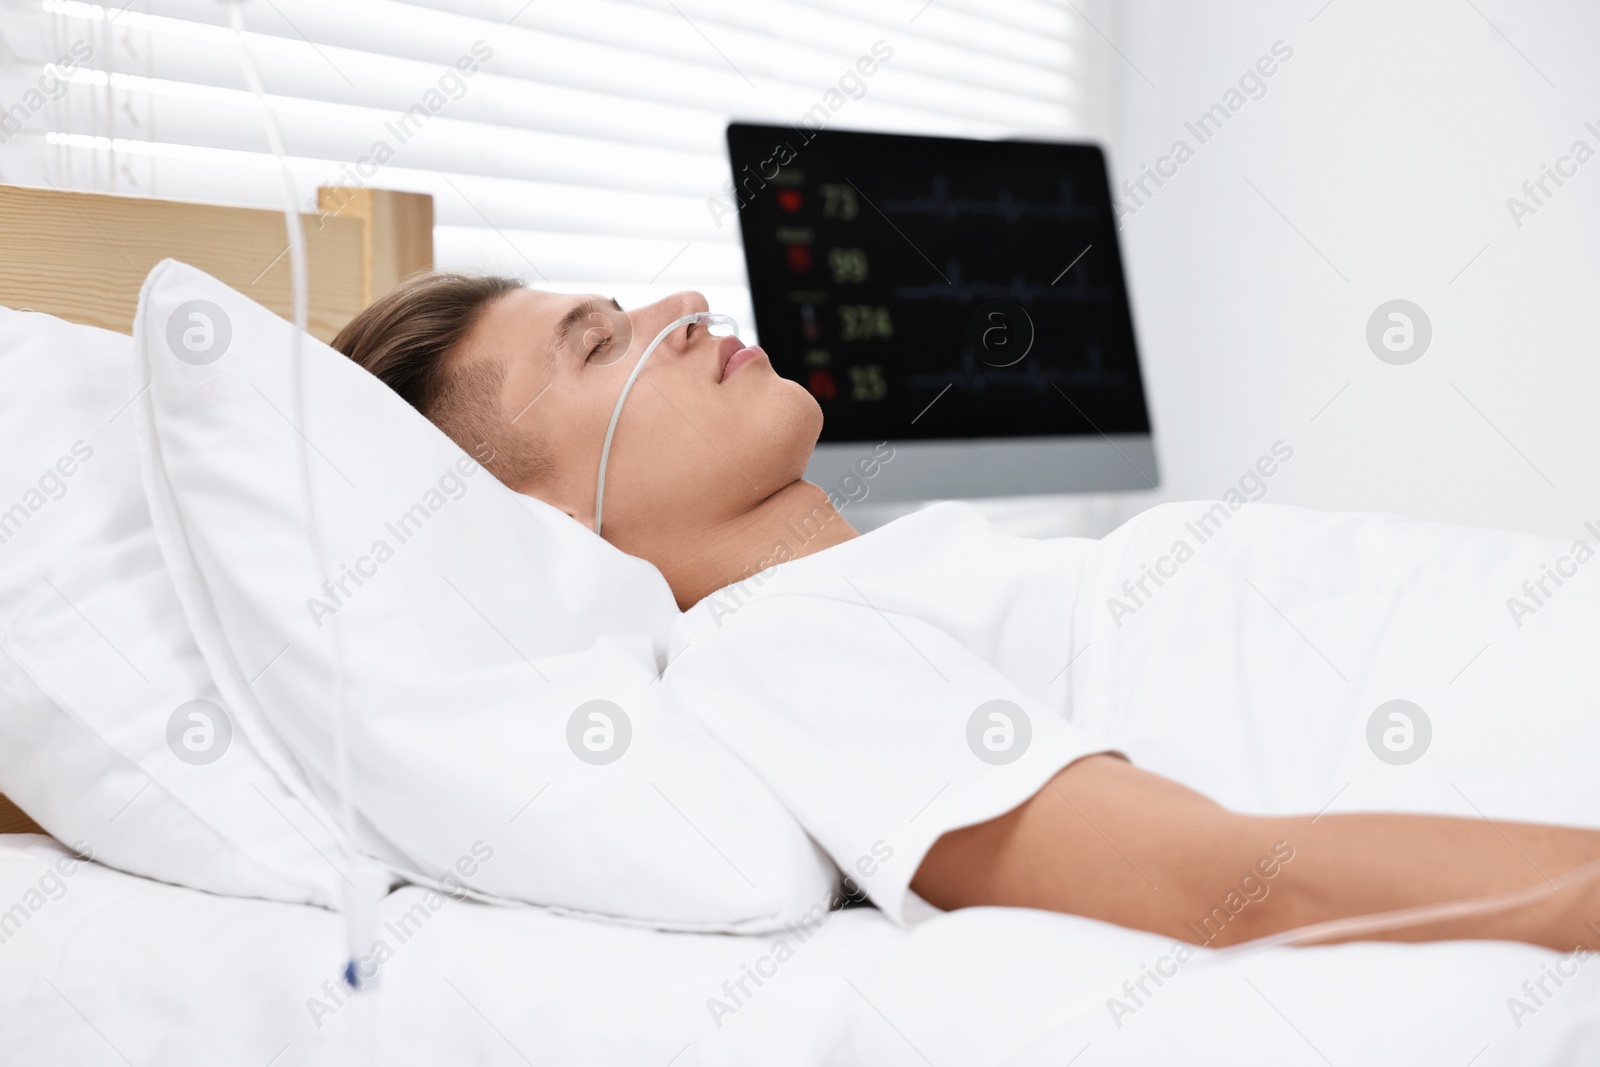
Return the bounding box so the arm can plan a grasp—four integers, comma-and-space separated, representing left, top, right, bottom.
726, 124, 1153, 447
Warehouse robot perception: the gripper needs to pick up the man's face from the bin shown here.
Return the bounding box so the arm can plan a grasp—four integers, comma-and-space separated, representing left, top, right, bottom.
460, 288, 822, 551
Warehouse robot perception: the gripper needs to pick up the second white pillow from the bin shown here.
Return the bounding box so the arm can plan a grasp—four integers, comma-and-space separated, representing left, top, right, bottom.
0, 307, 344, 906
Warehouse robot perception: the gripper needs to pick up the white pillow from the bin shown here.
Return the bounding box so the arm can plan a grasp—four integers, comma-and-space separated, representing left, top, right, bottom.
0, 307, 344, 905
134, 260, 838, 931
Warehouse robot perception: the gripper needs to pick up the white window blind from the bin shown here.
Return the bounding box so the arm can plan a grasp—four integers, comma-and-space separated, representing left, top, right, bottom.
0, 0, 1104, 324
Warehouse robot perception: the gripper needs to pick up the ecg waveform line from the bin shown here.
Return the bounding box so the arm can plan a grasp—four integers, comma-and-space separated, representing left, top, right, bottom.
906, 343, 1126, 396
890, 260, 1113, 303
877, 175, 1103, 223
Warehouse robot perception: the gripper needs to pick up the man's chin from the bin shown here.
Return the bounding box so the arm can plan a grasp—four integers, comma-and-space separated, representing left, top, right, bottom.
791, 380, 825, 440
787, 388, 826, 478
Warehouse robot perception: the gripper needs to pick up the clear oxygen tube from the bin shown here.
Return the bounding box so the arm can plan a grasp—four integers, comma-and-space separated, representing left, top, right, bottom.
593, 311, 738, 535
225, 5, 377, 1063
984, 853, 1600, 1067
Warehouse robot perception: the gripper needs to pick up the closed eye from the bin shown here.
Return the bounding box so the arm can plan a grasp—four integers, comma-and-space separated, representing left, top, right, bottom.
557, 296, 627, 367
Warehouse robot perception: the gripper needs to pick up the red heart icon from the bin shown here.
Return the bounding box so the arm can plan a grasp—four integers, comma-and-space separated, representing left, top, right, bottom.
776, 189, 803, 213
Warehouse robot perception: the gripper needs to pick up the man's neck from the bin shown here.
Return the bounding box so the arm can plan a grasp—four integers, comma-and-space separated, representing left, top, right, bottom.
652, 480, 859, 610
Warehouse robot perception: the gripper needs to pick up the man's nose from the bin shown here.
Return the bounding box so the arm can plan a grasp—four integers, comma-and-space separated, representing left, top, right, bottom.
632, 291, 710, 355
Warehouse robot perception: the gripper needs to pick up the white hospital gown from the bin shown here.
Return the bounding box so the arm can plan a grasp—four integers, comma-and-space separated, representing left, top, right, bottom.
662, 503, 1115, 925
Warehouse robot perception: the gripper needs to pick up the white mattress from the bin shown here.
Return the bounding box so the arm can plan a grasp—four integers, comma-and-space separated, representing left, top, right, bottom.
3, 834, 1596, 1066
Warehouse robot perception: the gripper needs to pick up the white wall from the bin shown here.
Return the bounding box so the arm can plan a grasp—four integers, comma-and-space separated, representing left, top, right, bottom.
1101, 0, 1600, 540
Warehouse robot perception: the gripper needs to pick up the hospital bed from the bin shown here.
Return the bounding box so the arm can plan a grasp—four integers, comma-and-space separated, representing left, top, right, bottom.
1, 181, 1597, 1066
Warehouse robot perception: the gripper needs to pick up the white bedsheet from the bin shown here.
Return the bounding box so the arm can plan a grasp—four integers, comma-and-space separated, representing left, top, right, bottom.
1066, 502, 1600, 827
4, 834, 1596, 1066
0, 834, 900, 1066
837, 907, 1600, 1066
5, 502, 1598, 1064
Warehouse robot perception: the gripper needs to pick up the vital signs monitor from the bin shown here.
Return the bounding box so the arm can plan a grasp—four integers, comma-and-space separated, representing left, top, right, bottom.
726, 123, 1158, 500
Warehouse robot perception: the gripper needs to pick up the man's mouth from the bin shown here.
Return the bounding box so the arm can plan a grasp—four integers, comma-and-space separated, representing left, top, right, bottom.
717, 335, 766, 382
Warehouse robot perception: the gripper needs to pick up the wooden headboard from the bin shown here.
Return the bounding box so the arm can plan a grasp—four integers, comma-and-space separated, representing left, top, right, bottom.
0, 183, 432, 341
0, 181, 434, 836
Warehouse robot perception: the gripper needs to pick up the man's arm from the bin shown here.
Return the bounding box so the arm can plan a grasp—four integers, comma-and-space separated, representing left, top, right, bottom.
911, 754, 1600, 952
